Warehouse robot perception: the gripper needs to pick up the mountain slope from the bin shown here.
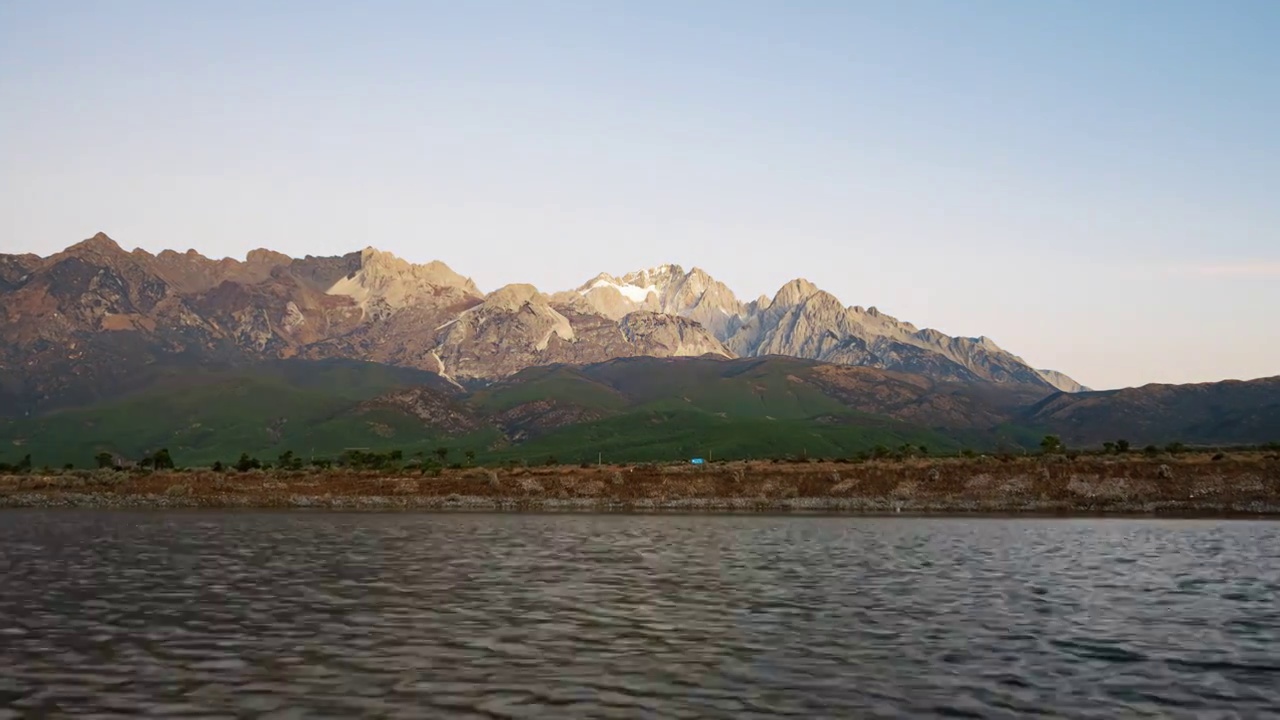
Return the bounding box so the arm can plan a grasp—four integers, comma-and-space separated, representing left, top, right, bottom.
1027, 376, 1280, 446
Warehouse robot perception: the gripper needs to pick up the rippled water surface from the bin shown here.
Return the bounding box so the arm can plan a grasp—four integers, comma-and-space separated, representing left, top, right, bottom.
2, 512, 1279, 718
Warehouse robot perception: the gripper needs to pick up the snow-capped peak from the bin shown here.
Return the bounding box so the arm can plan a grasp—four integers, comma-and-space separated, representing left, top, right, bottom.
582, 276, 658, 303
574, 264, 691, 304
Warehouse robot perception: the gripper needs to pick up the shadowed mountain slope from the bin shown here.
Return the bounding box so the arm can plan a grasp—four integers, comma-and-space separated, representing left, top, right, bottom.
1026, 376, 1280, 446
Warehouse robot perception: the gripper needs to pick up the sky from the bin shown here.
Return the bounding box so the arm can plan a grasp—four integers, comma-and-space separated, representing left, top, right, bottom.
1, 0, 1277, 390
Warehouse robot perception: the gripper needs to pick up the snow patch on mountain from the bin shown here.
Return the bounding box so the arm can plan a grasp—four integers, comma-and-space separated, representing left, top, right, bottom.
584, 277, 656, 303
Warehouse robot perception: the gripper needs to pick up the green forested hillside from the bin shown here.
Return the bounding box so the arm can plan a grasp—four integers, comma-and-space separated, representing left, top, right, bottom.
0, 360, 483, 467
2, 356, 1276, 469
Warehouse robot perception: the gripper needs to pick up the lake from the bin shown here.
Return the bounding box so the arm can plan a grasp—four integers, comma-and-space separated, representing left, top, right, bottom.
1, 512, 1277, 718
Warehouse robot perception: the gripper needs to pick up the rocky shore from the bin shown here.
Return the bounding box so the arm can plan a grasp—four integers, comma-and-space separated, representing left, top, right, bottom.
3, 454, 1279, 515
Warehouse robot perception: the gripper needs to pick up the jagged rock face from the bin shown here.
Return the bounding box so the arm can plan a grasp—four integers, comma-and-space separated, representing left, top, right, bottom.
684, 274, 1064, 389
297, 303, 463, 374
287, 252, 363, 292
0, 235, 234, 411
563, 264, 1080, 391
433, 289, 728, 383
660, 268, 749, 339
619, 312, 731, 358
0, 235, 392, 412
191, 268, 365, 353
1, 237, 191, 346
571, 264, 750, 338
435, 284, 579, 380
0, 254, 40, 293
577, 285, 636, 319
1, 233, 1085, 415
144, 247, 295, 294
740, 287, 858, 359
327, 247, 482, 317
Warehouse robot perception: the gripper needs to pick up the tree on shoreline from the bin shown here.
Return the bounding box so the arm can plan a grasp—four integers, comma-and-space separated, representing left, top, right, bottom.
277, 450, 304, 471
153, 448, 174, 470
235, 453, 262, 472
1040, 435, 1065, 454
0, 454, 32, 473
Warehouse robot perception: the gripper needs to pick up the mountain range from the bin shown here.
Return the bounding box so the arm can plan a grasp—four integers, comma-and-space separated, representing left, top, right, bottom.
0, 233, 1085, 414
2, 233, 1276, 466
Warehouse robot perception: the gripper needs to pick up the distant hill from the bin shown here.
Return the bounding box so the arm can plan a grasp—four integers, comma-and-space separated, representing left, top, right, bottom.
2, 355, 1274, 469
1026, 376, 1280, 446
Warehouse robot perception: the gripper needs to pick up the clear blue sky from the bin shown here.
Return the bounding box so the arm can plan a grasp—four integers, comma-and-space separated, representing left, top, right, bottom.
2, 0, 1277, 390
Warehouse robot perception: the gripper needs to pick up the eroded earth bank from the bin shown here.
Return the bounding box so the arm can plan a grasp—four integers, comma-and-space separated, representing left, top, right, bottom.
3, 453, 1280, 515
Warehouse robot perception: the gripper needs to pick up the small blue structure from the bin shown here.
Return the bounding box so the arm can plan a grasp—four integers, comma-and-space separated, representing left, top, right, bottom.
690, 458, 705, 465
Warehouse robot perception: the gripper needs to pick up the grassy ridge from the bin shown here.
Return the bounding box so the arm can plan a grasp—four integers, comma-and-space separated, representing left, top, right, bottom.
483, 357, 856, 420
470, 367, 628, 413
485, 410, 959, 465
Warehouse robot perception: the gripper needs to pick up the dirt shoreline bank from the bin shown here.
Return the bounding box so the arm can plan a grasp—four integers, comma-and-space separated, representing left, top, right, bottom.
4, 454, 1279, 515
4, 496, 1280, 517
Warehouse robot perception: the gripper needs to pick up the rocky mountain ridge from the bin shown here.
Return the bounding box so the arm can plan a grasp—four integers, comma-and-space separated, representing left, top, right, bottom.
565, 264, 1087, 391
0, 233, 1084, 415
